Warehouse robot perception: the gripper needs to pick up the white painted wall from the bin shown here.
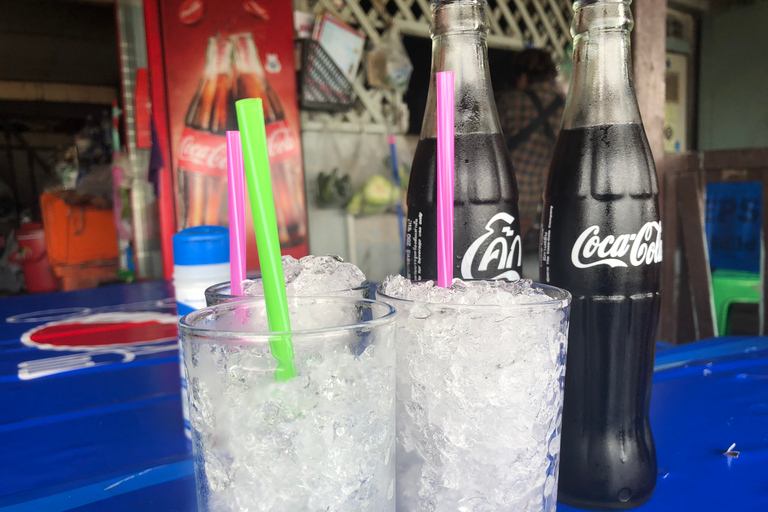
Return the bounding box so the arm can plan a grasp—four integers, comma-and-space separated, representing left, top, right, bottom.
300, 131, 417, 282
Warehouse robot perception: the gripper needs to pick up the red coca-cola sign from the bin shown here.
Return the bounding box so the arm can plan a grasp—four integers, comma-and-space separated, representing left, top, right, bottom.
158, 0, 308, 268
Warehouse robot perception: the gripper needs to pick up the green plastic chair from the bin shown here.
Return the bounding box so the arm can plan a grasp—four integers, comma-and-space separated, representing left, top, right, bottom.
711, 270, 761, 336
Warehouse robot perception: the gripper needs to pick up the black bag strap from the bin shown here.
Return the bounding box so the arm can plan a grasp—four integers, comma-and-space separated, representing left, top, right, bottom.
506, 90, 564, 152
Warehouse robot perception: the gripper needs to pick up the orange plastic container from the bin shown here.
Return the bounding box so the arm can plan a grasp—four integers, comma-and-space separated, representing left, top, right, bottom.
40, 193, 119, 266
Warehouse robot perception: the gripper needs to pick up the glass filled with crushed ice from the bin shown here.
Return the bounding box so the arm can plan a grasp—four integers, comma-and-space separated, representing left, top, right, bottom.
378, 276, 571, 512
205, 255, 369, 306
179, 296, 397, 511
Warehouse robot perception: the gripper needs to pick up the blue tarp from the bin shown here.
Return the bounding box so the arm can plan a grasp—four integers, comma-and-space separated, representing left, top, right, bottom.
705, 181, 761, 273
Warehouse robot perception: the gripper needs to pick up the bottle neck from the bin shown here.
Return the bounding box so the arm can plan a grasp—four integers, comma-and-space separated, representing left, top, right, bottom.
420, 0, 501, 139
205, 38, 233, 77
204, 38, 218, 76
232, 33, 262, 75
562, 0, 641, 130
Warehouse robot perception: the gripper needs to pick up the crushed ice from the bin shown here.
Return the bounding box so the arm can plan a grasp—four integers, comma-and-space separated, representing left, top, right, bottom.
241, 255, 366, 296
380, 274, 550, 305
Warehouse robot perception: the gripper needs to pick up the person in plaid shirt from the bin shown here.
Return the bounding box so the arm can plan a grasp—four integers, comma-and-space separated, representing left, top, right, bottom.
496, 49, 565, 238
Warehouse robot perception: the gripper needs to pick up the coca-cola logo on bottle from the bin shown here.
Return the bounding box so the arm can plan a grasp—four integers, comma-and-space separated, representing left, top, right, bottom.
179, 134, 227, 172
461, 212, 522, 281
179, 0, 204, 25
267, 127, 295, 158
571, 221, 662, 269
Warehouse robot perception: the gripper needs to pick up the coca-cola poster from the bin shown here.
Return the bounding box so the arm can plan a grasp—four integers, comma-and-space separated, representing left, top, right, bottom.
158, 0, 308, 269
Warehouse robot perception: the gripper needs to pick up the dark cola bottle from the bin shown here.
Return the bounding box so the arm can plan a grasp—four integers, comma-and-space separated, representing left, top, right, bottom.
406, 0, 522, 281
539, 0, 662, 509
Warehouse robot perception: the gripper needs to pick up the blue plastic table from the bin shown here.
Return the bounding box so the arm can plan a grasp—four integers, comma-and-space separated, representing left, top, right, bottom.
1, 281, 766, 511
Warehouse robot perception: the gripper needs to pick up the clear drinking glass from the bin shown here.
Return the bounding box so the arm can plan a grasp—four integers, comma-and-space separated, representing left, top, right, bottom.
179, 297, 396, 511
204, 279, 370, 306
378, 282, 571, 512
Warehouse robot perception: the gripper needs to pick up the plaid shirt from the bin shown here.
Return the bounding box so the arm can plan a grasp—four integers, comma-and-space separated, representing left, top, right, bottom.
496, 81, 565, 220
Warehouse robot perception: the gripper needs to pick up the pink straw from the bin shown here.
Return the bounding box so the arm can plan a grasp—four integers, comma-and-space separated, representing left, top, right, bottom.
226, 131, 246, 295
436, 71, 455, 288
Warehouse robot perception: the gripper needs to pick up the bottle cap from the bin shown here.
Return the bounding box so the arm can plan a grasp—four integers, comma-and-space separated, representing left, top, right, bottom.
173, 226, 230, 266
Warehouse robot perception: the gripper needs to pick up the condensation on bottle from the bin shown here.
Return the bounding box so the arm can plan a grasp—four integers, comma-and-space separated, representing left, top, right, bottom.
540, 1, 661, 509
405, 0, 523, 282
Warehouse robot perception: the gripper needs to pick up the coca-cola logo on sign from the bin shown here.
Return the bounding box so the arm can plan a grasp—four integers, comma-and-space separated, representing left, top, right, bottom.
243, 0, 270, 20
180, 135, 227, 172
179, 0, 204, 25
571, 221, 662, 269
267, 127, 295, 158
461, 212, 521, 281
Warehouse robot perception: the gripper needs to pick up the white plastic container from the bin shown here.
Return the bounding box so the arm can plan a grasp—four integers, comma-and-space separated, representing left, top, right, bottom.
172, 226, 230, 441
173, 226, 231, 316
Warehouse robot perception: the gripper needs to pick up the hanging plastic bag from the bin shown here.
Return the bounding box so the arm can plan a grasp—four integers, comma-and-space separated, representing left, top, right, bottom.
316, 168, 352, 208
313, 124, 354, 209
366, 26, 413, 92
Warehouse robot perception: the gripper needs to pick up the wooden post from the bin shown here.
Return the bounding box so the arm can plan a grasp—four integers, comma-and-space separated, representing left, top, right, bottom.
659, 169, 678, 343
632, 0, 668, 342
632, 0, 667, 172
659, 153, 694, 343
677, 172, 717, 340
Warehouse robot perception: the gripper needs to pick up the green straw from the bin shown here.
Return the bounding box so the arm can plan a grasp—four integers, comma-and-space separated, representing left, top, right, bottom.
236, 98, 296, 382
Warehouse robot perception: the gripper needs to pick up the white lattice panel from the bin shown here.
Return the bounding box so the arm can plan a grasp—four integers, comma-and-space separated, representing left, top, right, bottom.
299, 0, 574, 133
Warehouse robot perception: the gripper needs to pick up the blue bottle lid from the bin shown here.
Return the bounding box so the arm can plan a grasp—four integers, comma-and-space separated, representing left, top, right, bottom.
172, 226, 230, 266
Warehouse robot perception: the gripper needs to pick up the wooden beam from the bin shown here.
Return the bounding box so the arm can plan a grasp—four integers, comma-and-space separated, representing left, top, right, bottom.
632, 0, 671, 340
677, 172, 718, 340
659, 162, 681, 343
511, 0, 545, 47
0, 81, 117, 104
547, 0, 572, 42
529, 1, 565, 58
390, 0, 417, 22
701, 148, 768, 170
668, 0, 710, 11
0, 99, 107, 121
495, 0, 525, 40
393, 18, 526, 50
0, 132, 73, 149
632, 0, 667, 173
659, 152, 697, 344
